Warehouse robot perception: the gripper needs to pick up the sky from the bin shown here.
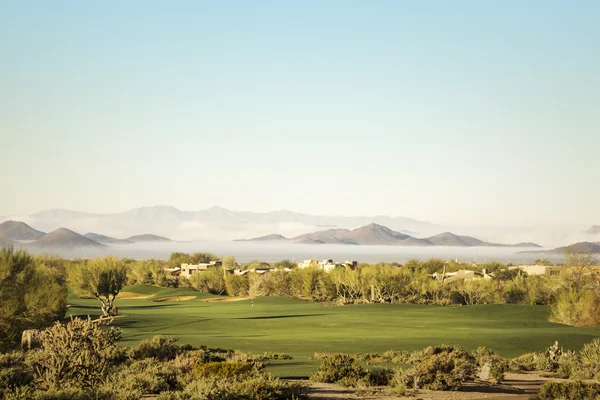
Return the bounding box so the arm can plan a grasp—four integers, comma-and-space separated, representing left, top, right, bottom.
1, 1, 599, 226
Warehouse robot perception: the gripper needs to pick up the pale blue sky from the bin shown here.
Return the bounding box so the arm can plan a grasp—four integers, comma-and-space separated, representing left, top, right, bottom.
1, 1, 599, 226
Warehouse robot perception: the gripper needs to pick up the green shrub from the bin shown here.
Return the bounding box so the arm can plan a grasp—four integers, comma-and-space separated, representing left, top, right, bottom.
380, 350, 410, 364
510, 353, 536, 372
366, 368, 394, 386
535, 342, 563, 372
556, 350, 581, 379
392, 345, 475, 391
0, 351, 32, 390
535, 381, 600, 400
471, 346, 509, 382
193, 361, 258, 379
132, 336, 180, 361
157, 375, 306, 400
109, 358, 181, 394
580, 338, 600, 366
310, 354, 366, 386
30, 317, 124, 390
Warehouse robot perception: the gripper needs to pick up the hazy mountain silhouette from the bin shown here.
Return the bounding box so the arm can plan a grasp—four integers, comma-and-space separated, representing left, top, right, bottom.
32, 228, 105, 248
126, 234, 171, 242
235, 233, 288, 242
585, 225, 600, 235
0, 220, 45, 241
426, 232, 488, 246
240, 224, 538, 247
3, 205, 439, 241
83, 233, 133, 245
550, 242, 600, 254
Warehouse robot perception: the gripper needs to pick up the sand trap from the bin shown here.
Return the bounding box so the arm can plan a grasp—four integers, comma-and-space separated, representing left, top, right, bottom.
117, 292, 156, 299
153, 296, 197, 302
204, 296, 250, 303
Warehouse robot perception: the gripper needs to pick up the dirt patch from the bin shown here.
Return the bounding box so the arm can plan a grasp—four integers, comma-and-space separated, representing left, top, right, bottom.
204, 296, 250, 303
153, 296, 197, 302
301, 372, 559, 400
117, 292, 156, 299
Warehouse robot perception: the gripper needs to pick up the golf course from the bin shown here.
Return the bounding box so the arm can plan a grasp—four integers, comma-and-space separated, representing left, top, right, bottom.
68, 284, 600, 377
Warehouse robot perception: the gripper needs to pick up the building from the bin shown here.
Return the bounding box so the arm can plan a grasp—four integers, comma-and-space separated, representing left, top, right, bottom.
179, 261, 222, 277
298, 260, 317, 269
431, 269, 493, 283
509, 265, 562, 276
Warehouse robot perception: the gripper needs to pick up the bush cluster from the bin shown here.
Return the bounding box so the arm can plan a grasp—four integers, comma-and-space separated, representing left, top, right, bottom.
0, 318, 305, 400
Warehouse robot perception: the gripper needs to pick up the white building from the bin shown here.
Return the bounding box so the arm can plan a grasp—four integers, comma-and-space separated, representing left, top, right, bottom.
180, 261, 222, 277
509, 265, 562, 276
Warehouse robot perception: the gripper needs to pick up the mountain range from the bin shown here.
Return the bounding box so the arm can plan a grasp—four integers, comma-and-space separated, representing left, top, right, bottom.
520, 241, 600, 255
1, 206, 439, 242
238, 223, 542, 248
0, 221, 172, 249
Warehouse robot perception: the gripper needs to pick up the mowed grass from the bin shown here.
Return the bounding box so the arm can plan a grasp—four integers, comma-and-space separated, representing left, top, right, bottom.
68, 284, 600, 378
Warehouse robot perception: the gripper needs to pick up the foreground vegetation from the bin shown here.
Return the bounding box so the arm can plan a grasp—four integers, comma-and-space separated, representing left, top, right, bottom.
2, 247, 600, 398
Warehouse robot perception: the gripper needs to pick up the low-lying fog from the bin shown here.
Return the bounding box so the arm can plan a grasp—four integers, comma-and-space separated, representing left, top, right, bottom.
24, 242, 556, 264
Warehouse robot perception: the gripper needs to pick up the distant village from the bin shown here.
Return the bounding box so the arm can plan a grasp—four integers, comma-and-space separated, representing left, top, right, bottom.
165, 259, 563, 281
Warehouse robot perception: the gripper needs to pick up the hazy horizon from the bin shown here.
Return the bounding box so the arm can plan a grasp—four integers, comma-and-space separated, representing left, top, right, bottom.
2, 1, 599, 227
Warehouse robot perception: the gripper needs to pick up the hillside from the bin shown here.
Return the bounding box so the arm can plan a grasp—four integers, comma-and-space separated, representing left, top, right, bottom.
241, 224, 541, 247
0, 220, 45, 241
426, 232, 489, 247
83, 232, 133, 244
32, 228, 105, 248
235, 233, 288, 242
550, 242, 600, 254
126, 234, 172, 242
585, 225, 600, 235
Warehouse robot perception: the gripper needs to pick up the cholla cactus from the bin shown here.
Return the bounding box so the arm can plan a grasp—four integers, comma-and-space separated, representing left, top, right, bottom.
31, 317, 123, 389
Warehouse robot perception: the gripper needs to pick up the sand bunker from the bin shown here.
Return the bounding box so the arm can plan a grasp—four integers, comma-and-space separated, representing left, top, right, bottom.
204, 296, 250, 303
117, 292, 156, 299
153, 296, 197, 302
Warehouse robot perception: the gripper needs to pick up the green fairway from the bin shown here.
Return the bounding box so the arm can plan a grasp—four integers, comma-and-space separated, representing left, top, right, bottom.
68, 285, 600, 378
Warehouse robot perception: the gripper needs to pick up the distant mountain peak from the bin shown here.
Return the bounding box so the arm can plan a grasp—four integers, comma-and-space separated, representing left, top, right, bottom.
585, 225, 600, 235
0, 220, 46, 241
33, 227, 105, 248
126, 234, 172, 242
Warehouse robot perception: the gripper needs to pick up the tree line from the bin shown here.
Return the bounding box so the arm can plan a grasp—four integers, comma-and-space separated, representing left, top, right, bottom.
1, 246, 598, 352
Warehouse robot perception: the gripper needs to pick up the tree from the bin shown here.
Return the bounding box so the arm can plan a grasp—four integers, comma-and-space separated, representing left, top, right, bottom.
68, 257, 128, 317
222, 255, 237, 270
0, 247, 67, 351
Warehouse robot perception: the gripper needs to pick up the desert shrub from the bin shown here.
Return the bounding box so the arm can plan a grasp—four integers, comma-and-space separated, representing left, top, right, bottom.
380, 350, 410, 364
534, 381, 600, 400
27, 386, 118, 400
193, 361, 258, 379
310, 354, 366, 386
471, 346, 509, 382
580, 338, 600, 366
393, 383, 407, 396
156, 375, 305, 400
509, 353, 536, 372
132, 336, 180, 361
535, 342, 563, 372
259, 352, 292, 360
555, 350, 581, 379
30, 317, 124, 390
366, 368, 394, 386
109, 358, 181, 394
392, 345, 475, 391
0, 351, 33, 390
